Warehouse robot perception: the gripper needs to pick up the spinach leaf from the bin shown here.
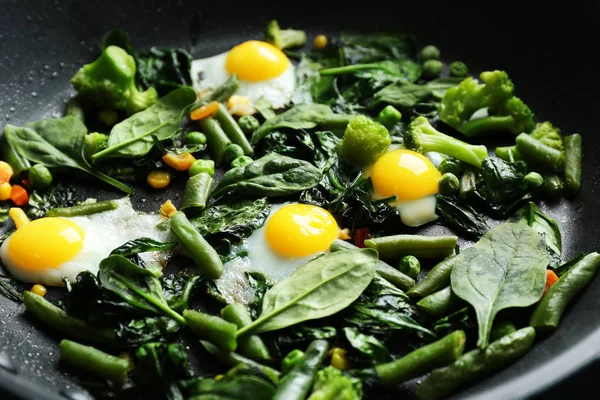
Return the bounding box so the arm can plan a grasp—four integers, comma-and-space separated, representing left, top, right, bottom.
373, 82, 432, 111
0, 274, 22, 303
293, 54, 336, 104
135, 342, 191, 400
340, 32, 417, 64
211, 154, 322, 199
344, 305, 433, 338
111, 237, 177, 257
27, 184, 77, 219
433, 307, 477, 338
254, 97, 277, 120
435, 195, 489, 239
99, 255, 185, 323
511, 202, 562, 267
161, 271, 201, 312
94, 86, 196, 160
264, 326, 337, 359
4, 116, 132, 194
343, 327, 390, 364
251, 104, 332, 144
427, 77, 465, 99
553, 253, 586, 277
117, 316, 181, 347
238, 249, 378, 335
187, 375, 275, 400
137, 47, 193, 95
450, 222, 548, 348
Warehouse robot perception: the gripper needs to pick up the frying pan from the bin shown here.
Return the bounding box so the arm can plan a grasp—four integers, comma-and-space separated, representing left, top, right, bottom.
1, 0, 599, 399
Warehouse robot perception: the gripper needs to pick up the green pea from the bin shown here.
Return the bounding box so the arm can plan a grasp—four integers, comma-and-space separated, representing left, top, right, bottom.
186, 131, 207, 145
28, 164, 53, 192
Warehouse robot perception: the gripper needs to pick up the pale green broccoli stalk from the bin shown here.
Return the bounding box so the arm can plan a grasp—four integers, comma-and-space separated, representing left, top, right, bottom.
406, 116, 488, 168
439, 70, 534, 137
338, 115, 391, 165
71, 46, 158, 115
84, 132, 108, 160
307, 366, 363, 400
264, 20, 307, 50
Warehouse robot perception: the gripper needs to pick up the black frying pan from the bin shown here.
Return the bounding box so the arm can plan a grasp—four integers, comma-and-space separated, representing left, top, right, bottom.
1, 0, 599, 399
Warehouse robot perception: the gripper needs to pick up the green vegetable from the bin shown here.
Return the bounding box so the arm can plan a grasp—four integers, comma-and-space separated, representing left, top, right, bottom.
377, 105, 402, 128
4, 116, 132, 194
337, 115, 391, 165
439, 70, 534, 137
543, 173, 563, 198
60, 340, 129, 384
181, 172, 213, 216
530, 121, 564, 151
170, 211, 223, 279
341, 31, 417, 64
495, 145, 522, 162
135, 342, 191, 398
426, 77, 465, 99
64, 97, 85, 121
92, 86, 196, 160
251, 104, 332, 144
515, 133, 565, 172
511, 202, 561, 267
490, 321, 517, 341
417, 286, 463, 318
186, 131, 207, 145
405, 116, 488, 168
221, 304, 271, 361
98, 109, 118, 127
222, 144, 246, 166
451, 222, 548, 348
189, 159, 215, 177
28, 164, 53, 191
564, 133, 582, 196
449, 61, 468, 77
0, 272, 21, 303
136, 46, 193, 95
237, 249, 378, 335
99, 255, 185, 323
438, 158, 462, 176
214, 103, 253, 155
435, 195, 489, 239
364, 234, 457, 260
420, 45, 441, 61
84, 132, 109, 159
407, 256, 458, 299
343, 327, 390, 364
264, 20, 307, 50
373, 330, 466, 385
27, 184, 76, 220
231, 155, 254, 168
398, 255, 420, 279
183, 309, 238, 351
211, 153, 321, 199
238, 115, 260, 135
530, 252, 600, 331
282, 350, 305, 375
110, 237, 176, 257
307, 366, 363, 400
272, 340, 329, 400
523, 171, 544, 189
438, 172, 460, 196
318, 114, 354, 135
71, 46, 158, 115
422, 60, 442, 79
0, 136, 30, 179
197, 116, 233, 164
373, 82, 433, 112
416, 327, 536, 400
188, 372, 276, 399
459, 167, 477, 199
46, 199, 119, 217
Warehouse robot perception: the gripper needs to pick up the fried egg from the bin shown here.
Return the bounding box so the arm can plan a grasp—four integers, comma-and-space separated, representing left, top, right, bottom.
365, 148, 441, 227
191, 40, 296, 109
0, 198, 173, 286
213, 203, 340, 304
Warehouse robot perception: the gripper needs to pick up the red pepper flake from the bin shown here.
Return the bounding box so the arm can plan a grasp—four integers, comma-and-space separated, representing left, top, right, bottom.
353, 228, 371, 248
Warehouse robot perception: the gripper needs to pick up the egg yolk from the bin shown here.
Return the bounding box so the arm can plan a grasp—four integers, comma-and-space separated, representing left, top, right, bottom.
7, 217, 84, 271
265, 204, 339, 258
370, 149, 441, 201
225, 40, 289, 82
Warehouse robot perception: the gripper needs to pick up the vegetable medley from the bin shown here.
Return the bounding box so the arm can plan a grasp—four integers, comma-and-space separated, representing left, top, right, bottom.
0, 20, 595, 400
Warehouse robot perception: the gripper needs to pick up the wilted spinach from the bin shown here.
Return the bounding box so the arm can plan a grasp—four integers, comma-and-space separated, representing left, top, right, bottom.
251, 104, 332, 144
185, 366, 276, 400
264, 325, 338, 359
343, 327, 390, 365
433, 307, 477, 338
137, 47, 193, 95
373, 82, 433, 112
111, 238, 177, 257
116, 316, 181, 347
0, 209, 8, 223
27, 184, 77, 220
511, 202, 562, 267
135, 342, 192, 400
340, 32, 417, 64
435, 195, 489, 239
0, 274, 22, 303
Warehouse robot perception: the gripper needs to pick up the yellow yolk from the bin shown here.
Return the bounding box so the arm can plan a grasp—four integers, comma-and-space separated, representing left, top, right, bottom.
225, 40, 290, 82
265, 204, 339, 258
7, 217, 85, 271
370, 149, 441, 201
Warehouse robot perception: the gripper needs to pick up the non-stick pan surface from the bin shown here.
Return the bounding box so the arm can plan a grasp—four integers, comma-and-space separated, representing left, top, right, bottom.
0, 0, 599, 399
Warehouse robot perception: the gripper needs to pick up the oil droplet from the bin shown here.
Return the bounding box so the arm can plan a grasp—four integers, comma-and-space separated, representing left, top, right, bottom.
31, 92, 38, 97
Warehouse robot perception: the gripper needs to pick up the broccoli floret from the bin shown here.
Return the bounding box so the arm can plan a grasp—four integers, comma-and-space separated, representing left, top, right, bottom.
338, 115, 391, 165
406, 116, 488, 168
439, 70, 534, 137
530, 121, 564, 152
71, 46, 158, 115
307, 367, 362, 400
84, 132, 108, 160
264, 20, 307, 50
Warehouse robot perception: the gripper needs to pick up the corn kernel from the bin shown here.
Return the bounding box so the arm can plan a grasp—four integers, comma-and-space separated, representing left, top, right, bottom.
147, 171, 171, 189
162, 152, 196, 171
227, 95, 255, 116
314, 35, 328, 50
215, 374, 224, 381
160, 200, 177, 220
30, 284, 47, 297
339, 228, 351, 241
330, 348, 349, 370
9, 207, 29, 229
0, 182, 11, 201
0, 161, 13, 184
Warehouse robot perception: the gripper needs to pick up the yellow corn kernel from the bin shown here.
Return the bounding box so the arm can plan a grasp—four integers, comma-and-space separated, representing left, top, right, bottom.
314, 35, 328, 50
160, 200, 177, 220
119, 352, 135, 371
0, 182, 11, 201
162, 152, 196, 171
330, 348, 349, 370
215, 374, 224, 381
339, 228, 351, 241
9, 207, 29, 229
30, 284, 47, 297
227, 95, 255, 116
0, 161, 13, 184
147, 171, 171, 189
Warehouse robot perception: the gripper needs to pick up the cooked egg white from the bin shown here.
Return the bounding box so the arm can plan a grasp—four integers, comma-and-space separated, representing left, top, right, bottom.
0, 198, 173, 286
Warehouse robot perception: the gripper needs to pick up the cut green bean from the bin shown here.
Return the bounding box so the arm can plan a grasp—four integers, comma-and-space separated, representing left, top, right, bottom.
318, 114, 354, 136
494, 146, 522, 162
516, 133, 565, 172
543, 173, 563, 198
563, 133, 582, 196
181, 172, 213, 216
46, 200, 119, 217
1, 136, 31, 178
170, 211, 223, 279
416, 327, 536, 400
375, 330, 466, 386
184, 309, 238, 351
407, 256, 458, 299
459, 167, 476, 199
530, 252, 600, 332
60, 340, 129, 384
197, 117, 232, 164
221, 304, 271, 361
214, 103, 254, 155
417, 286, 463, 318
281, 349, 305, 375
490, 320, 517, 342
193, 74, 240, 108
364, 234, 457, 260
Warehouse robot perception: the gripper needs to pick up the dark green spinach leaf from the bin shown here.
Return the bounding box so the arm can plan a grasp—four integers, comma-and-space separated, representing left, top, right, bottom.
373, 82, 432, 112
427, 77, 465, 99
27, 184, 77, 220
0, 274, 22, 303
251, 104, 332, 144
135, 342, 191, 400
343, 327, 390, 365
111, 238, 177, 257
511, 202, 561, 267
137, 47, 193, 95
340, 32, 417, 64
0, 209, 8, 223
435, 195, 489, 239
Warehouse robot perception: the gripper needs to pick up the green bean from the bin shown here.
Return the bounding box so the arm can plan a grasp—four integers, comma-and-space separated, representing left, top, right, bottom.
170, 211, 223, 279
170, 275, 201, 313
375, 330, 466, 386
459, 167, 476, 199
364, 235, 457, 260
272, 339, 329, 400
399, 255, 421, 279
490, 320, 517, 342
530, 252, 600, 332
494, 146, 522, 162
438, 173, 459, 196
523, 171, 544, 190
221, 304, 271, 361
416, 327, 536, 400
60, 340, 129, 384
181, 173, 213, 216
417, 286, 463, 318
46, 200, 119, 217
407, 256, 458, 299
1, 136, 30, 178
64, 97, 85, 121
563, 133, 582, 196
281, 349, 305, 375
329, 239, 415, 291
184, 309, 238, 351
214, 104, 254, 156
516, 133, 565, 172
197, 117, 232, 164
193, 74, 240, 108
238, 115, 260, 135
543, 173, 563, 198
23, 291, 122, 349
318, 114, 354, 136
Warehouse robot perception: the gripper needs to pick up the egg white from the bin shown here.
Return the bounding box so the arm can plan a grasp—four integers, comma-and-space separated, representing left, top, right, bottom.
191, 52, 296, 109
